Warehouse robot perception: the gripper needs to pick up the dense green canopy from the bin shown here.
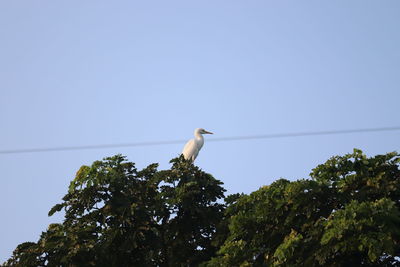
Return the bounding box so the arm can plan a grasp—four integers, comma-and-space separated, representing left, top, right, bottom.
4, 150, 400, 266
206, 149, 400, 266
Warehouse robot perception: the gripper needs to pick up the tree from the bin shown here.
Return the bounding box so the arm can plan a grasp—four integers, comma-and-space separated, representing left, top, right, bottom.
5, 150, 400, 266
205, 149, 400, 266
4, 155, 225, 267
154, 157, 225, 266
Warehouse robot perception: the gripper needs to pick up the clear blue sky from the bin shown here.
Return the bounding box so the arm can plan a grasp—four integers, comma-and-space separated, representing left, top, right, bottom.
1, 0, 399, 262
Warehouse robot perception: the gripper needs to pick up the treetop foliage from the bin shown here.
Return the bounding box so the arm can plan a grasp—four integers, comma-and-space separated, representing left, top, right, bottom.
5, 149, 400, 266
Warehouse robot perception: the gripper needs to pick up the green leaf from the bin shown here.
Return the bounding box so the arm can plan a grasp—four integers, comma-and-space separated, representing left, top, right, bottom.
48, 203, 64, 216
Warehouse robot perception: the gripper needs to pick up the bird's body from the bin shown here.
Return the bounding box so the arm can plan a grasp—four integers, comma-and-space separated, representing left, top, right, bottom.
182, 128, 213, 161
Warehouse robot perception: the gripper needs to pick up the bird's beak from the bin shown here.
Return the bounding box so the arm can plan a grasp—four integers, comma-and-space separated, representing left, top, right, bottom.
204, 130, 213, 134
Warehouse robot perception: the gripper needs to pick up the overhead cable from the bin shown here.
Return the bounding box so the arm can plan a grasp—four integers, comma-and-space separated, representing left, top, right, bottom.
0, 126, 399, 155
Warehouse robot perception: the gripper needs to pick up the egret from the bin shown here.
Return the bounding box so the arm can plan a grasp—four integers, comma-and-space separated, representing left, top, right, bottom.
182, 128, 213, 161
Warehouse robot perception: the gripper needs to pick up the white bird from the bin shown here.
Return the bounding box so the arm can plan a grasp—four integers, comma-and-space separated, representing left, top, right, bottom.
182, 128, 213, 161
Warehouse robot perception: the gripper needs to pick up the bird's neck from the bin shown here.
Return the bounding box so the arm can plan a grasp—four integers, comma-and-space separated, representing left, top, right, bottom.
194, 132, 204, 140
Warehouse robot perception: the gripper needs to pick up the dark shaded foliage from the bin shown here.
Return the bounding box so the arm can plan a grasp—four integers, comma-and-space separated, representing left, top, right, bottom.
4, 155, 225, 267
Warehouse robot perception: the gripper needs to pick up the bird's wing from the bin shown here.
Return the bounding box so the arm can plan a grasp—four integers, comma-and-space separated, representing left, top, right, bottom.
182, 139, 197, 160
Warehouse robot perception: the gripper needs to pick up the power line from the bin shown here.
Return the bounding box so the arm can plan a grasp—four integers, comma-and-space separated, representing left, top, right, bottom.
208, 126, 400, 142
0, 126, 399, 155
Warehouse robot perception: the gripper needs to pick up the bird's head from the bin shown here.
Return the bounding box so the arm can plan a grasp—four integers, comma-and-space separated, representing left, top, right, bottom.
196, 128, 213, 135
